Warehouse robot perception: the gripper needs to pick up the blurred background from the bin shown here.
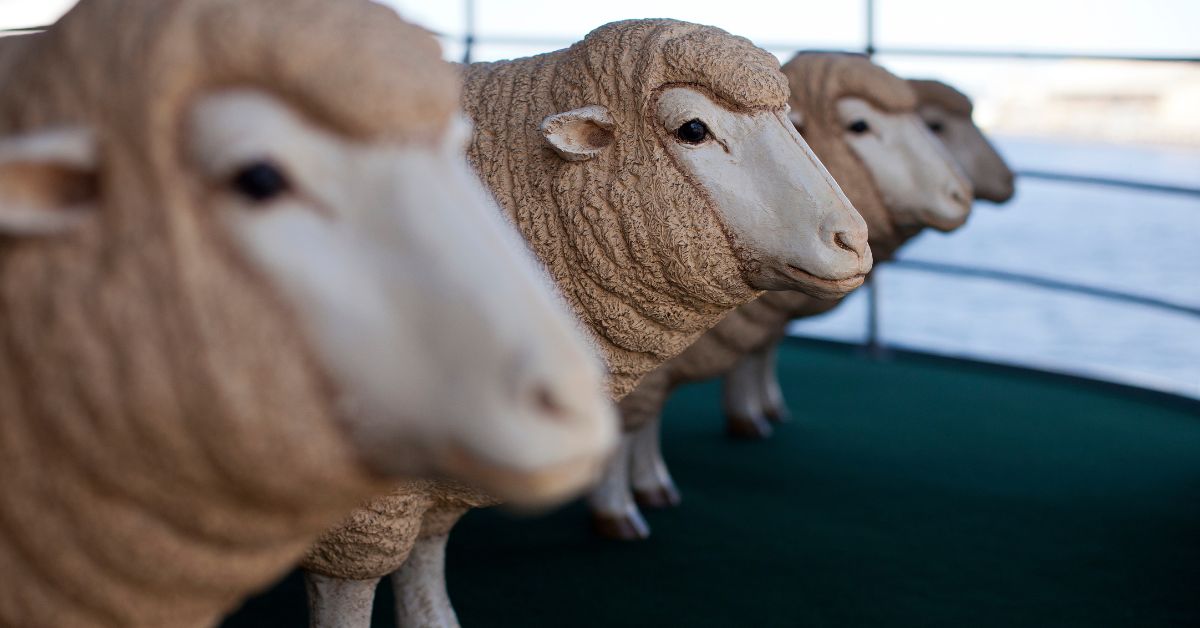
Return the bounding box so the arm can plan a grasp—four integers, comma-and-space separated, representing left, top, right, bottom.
4, 0, 1197, 398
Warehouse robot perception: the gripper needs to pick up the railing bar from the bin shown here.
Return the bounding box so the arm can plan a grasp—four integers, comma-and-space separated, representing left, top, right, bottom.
864, 0, 876, 58
1015, 170, 1200, 197
864, 274, 886, 358
461, 0, 476, 64
889, 259, 1200, 318
872, 46, 1200, 64
7, 18, 1197, 64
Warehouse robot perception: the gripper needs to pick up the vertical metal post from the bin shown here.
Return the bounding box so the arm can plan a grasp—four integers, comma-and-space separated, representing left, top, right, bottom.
865, 0, 876, 58
461, 0, 476, 64
863, 0, 881, 360
865, 274, 883, 359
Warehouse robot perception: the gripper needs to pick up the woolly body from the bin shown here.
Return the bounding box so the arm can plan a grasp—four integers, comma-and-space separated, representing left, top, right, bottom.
0, 0, 611, 625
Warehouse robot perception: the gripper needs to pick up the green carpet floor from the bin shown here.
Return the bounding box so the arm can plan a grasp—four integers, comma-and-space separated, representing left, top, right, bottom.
224, 340, 1200, 627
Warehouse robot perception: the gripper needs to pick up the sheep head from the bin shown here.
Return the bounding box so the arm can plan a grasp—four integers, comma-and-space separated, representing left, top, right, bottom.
538, 20, 872, 304
784, 53, 974, 252
909, 78, 1016, 203
0, 0, 616, 522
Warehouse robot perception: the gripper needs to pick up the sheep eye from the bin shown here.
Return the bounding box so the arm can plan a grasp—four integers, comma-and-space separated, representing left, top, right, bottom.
847, 120, 870, 134
230, 161, 291, 203
927, 121, 945, 133
675, 119, 709, 144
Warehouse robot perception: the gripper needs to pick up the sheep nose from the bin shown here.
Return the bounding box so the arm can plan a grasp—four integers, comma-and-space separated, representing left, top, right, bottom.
528, 381, 571, 423
1000, 172, 1016, 195
832, 229, 868, 259
949, 185, 970, 208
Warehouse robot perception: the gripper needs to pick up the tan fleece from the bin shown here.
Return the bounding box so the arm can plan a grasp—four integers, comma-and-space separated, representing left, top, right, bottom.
0, 1, 461, 626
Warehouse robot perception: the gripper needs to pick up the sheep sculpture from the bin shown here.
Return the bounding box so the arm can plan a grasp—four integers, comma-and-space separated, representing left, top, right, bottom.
302, 21, 876, 628
465, 20, 879, 399
714, 77, 1017, 441
0, 1, 618, 626
909, 78, 1016, 203
589, 52, 979, 539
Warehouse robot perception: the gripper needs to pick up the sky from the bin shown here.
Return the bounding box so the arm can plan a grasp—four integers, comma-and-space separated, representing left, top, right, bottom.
0, 0, 75, 30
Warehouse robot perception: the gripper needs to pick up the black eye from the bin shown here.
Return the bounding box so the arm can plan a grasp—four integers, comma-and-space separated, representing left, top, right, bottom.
675, 119, 709, 144
927, 121, 945, 133
847, 120, 870, 134
230, 161, 291, 203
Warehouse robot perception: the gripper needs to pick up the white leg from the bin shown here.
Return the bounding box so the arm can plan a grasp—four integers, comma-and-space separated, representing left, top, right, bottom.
587, 433, 650, 540
305, 572, 380, 628
722, 354, 773, 439
629, 415, 681, 509
392, 533, 459, 628
757, 340, 791, 423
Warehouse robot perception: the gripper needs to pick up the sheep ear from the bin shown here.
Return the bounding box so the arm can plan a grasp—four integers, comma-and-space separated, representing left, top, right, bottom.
0, 127, 98, 237
539, 105, 614, 162
787, 108, 804, 129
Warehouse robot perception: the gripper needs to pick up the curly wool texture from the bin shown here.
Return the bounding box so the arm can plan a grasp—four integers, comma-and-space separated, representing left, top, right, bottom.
0, 2, 458, 626
619, 53, 926, 429
463, 19, 790, 399
303, 480, 494, 580
303, 19, 796, 587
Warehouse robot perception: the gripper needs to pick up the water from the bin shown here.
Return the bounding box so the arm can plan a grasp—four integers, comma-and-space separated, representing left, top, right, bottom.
790, 136, 1200, 399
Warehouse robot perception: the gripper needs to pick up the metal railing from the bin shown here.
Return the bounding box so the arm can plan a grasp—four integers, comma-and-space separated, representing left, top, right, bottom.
884, 260, 1200, 319
863, 258, 1200, 355
1009, 171, 1200, 197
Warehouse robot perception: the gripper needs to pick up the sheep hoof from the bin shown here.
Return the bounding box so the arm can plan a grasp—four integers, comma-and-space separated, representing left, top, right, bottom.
725, 414, 773, 440
592, 511, 651, 541
764, 404, 792, 424
634, 483, 681, 509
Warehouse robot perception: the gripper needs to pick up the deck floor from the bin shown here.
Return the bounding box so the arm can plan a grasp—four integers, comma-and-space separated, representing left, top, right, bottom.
224, 340, 1200, 627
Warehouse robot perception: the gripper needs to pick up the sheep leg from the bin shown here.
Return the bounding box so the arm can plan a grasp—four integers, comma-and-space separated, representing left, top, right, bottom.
722, 354, 773, 439
305, 572, 381, 628
757, 339, 792, 423
629, 415, 681, 509
391, 530, 459, 628
587, 434, 650, 540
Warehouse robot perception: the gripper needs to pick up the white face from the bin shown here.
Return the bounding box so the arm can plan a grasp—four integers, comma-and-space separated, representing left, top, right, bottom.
184, 89, 616, 506
655, 87, 872, 299
918, 103, 1015, 203
837, 97, 973, 232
